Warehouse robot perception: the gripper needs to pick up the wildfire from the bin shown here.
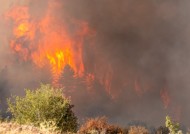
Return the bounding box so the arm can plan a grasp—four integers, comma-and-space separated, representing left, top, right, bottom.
2, 0, 184, 125
160, 88, 171, 109
4, 1, 174, 110
134, 79, 142, 97
5, 1, 91, 86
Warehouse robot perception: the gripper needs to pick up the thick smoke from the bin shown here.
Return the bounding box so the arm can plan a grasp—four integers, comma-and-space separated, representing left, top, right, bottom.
0, 0, 190, 127
0, 0, 50, 112
62, 0, 190, 126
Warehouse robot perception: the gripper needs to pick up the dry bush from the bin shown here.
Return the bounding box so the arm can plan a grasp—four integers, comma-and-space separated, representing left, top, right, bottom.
128, 126, 149, 134
79, 116, 108, 134
78, 116, 124, 134
107, 125, 126, 134
156, 126, 169, 134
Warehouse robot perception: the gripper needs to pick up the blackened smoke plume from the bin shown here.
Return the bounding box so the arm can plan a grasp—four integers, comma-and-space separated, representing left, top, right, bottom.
0, 0, 190, 127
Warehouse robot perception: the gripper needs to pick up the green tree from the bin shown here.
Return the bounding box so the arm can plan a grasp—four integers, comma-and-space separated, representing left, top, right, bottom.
165, 116, 182, 134
7, 84, 78, 132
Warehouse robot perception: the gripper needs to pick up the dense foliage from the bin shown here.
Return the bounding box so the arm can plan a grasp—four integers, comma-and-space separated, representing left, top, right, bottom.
165, 116, 182, 134
7, 84, 78, 133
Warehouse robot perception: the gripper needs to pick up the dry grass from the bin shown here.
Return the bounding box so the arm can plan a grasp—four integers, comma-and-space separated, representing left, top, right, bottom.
128, 126, 149, 134
0, 122, 61, 134
0, 118, 125, 134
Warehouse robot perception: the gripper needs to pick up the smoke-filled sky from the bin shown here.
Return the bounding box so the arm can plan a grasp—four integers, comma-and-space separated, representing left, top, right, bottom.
0, 0, 190, 127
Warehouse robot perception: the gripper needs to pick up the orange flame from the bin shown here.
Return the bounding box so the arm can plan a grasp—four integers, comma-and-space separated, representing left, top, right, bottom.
160, 88, 171, 109
134, 79, 142, 97
6, 2, 92, 86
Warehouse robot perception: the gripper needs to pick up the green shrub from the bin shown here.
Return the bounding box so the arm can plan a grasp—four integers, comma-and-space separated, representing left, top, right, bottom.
165, 116, 182, 134
7, 84, 78, 133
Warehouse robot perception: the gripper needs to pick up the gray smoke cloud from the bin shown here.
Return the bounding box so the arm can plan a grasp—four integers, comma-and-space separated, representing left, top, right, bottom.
0, 0, 190, 127
62, 0, 190, 126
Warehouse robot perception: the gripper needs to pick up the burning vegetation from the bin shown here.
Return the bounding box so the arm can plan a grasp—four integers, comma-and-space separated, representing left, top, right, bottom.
5, 2, 91, 86
0, 0, 190, 130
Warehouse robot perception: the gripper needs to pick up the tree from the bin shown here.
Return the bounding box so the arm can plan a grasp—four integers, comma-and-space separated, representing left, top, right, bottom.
59, 65, 76, 91
7, 84, 78, 132
165, 116, 182, 134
